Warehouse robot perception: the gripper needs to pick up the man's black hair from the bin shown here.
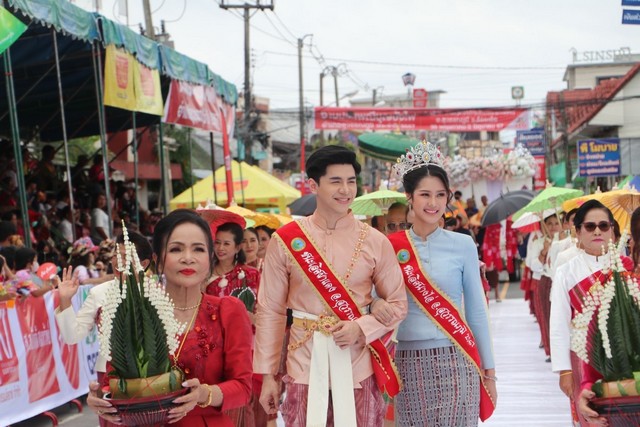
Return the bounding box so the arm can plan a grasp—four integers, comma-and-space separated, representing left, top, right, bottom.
305, 145, 361, 183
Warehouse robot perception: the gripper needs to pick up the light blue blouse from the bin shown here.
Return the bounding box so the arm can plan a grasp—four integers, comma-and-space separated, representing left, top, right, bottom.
396, 227, 495, 369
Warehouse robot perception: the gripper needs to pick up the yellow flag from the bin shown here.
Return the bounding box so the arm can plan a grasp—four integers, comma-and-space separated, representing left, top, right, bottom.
104, 45, 136, 111
134, 60, 163, 116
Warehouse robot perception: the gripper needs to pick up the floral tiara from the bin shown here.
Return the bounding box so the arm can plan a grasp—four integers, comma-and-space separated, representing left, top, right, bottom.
394, 140, 444, 178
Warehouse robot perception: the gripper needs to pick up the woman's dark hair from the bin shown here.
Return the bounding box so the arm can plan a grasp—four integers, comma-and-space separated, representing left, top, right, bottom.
573, 200, 615, 231
564, 208, 578, 224
631, 207, 640, 268
305, 145, 361, 183
255, 225, 275, 237
152, 209, 214, 276
117, 230, 153, 263
402, 164, 453, 205
15, 247, 37, 271
71, 252, 91, 269
215, 222, 247, 264
244, 227, 259, 239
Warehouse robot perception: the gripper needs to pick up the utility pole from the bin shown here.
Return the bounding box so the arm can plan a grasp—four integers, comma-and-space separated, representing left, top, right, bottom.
559, 92, 572, 185
220, 1, 274, 165
142, 0, 155, 39
333, 67, 340, 106
298, 34, 312, 194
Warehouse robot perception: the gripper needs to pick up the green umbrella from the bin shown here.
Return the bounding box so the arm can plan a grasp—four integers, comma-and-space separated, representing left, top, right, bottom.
512, 186, 583, 221
350, 190, 407, 216
358, 133, 420, 162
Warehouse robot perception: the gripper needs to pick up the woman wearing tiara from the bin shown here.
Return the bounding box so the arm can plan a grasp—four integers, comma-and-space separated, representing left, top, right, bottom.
378, 141, 496, 425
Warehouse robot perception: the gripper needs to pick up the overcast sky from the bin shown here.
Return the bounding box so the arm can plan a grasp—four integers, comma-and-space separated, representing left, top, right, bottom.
81, 0, 638, 110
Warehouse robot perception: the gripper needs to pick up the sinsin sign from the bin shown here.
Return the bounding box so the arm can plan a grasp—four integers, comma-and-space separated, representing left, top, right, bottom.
570, 47, 632, 63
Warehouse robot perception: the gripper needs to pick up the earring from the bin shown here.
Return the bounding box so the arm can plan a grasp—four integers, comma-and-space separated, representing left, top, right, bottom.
160, 273, 166, 287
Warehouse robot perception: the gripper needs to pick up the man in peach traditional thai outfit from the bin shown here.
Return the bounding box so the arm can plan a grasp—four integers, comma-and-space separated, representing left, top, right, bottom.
254, 145, 408, 427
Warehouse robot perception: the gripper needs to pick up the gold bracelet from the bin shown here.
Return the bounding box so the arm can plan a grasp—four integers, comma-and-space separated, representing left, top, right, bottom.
197, 384, 213, 408
483, 375, 498, 382
559, 371, 573, 377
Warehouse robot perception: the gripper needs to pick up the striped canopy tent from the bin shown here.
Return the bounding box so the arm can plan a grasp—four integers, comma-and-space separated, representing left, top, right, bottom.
170, 161, 300, 212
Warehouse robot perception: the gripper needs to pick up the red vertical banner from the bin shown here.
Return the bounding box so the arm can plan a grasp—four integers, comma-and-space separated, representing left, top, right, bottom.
15, 297, 60, 402
534, 156, 547, 190
0, 304, 19, 386
52, 293, 80, 389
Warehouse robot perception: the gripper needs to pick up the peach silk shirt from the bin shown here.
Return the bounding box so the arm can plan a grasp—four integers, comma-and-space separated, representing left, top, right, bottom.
254, 212, 408, 386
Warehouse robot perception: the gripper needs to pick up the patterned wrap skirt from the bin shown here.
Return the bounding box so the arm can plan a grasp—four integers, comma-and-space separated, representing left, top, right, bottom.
395, 346, 480, 427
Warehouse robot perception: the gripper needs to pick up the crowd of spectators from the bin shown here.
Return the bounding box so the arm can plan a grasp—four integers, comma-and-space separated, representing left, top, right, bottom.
0, 143, 163, 302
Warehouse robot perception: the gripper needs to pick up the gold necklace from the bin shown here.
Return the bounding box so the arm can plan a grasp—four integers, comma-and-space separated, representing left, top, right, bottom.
175, 301, 201, 311
173, 294, 202, 365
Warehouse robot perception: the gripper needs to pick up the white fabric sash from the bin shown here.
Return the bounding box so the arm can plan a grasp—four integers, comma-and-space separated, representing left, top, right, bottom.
291, 310, 357, 427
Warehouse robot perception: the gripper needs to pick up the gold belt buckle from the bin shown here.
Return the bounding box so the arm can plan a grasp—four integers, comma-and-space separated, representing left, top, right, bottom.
317, 314, 338, 336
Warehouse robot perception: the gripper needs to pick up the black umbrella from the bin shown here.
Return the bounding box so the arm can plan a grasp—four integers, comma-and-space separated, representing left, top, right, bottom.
288, 194, 316, 216
481, 192, 535, 227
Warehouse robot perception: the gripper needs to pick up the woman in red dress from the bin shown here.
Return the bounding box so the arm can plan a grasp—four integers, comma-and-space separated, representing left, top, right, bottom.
206, 222, 275, 426
87, 209, 253, 426
243, 227, 264, 273
206, 222, 260, 302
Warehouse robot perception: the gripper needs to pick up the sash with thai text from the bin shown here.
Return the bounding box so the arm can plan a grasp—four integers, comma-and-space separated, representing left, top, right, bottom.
388, 231, 495, 421
276, 221, 402, 397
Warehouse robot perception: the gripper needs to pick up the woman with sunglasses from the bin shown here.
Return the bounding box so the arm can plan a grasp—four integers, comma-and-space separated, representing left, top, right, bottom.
550, 200, 634, 425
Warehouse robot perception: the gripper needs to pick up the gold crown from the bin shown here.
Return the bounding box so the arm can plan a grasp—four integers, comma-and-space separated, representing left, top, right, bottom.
394, 140, 444, 178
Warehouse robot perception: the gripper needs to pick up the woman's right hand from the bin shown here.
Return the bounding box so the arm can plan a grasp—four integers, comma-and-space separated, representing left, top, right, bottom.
87, 381, 121, 424
58, 266, 79, 310
578, 389, 608, 426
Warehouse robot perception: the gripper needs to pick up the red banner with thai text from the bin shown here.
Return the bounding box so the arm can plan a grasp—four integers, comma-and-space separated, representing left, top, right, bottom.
15, 296, 60, 402
163, 80, 235, 136
0, 305, 19, 386
314, 107, 528, 131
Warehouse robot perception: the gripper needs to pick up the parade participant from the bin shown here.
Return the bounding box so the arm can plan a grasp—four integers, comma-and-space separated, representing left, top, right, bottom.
243, 227, 264, 272
384, 202, 410, 235
387, 141, 496, 426
56, 231, 152, 380
255, 225, 274, 260
254, 145, 407, 427
206, 222, 260, 302
548, 209, 579, 279
534, 214, 563, 363
550, 200, 634, 426
206, 221, 263, 426
86, 209, 253, 426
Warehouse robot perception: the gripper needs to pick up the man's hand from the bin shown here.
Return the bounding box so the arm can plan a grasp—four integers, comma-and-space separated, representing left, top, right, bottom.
259, 375, 280, 415
330, 321, 365, 349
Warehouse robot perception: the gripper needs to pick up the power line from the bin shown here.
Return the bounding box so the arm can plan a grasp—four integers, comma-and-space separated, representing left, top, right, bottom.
272, 10, 298, 40
262, 50, 566, 71
262, 12, 296, 47
163, 0, 187, 23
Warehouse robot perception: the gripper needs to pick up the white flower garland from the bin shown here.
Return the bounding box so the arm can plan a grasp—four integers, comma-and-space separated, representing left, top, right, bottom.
571, 233, 640, 366
98, 224, 183, 361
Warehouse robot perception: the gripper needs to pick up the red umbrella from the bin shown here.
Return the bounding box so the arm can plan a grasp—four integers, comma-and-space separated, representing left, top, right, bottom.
196, 209, 246, 239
